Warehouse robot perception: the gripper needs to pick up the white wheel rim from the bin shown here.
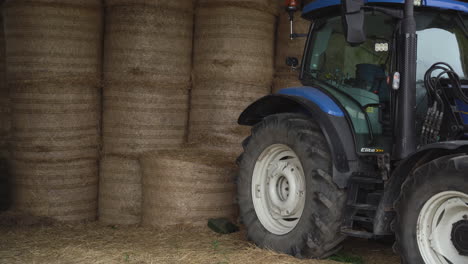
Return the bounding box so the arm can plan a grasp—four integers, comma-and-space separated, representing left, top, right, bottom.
252, 144, 306, 235
417, 191, 468, 264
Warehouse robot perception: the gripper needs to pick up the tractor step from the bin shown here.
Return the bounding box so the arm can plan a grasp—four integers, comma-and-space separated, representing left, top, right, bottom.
341, 228, 374, 239
341, 173, 385, 239
351, 215, 374, 223
348, 203, 377, 211
349, 176, 383, 184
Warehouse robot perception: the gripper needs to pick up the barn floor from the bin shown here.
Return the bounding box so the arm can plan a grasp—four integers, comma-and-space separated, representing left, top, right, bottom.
0, 219, 400, 264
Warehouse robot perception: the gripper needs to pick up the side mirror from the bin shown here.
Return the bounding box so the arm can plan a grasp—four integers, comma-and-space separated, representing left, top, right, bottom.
342, 0, 366, 45
286, 57, 299, 69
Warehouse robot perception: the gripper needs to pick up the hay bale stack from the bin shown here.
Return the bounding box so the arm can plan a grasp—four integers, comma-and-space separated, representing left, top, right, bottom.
98, 156, 141, 225
273, 3, 309, 93
102, 0, 193, 156
4, 0, 102, 221
188, 0, 276, 154
140, 149, 237, 227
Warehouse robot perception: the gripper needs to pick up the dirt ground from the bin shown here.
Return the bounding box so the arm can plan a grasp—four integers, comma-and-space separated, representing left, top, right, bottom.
0, 220, 401, 264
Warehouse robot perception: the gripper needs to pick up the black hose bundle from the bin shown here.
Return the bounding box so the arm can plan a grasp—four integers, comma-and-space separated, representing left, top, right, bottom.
421, 62, 465, 145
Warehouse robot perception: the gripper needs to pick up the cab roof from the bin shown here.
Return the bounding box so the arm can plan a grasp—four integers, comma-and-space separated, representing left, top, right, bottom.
303, 0, 468, 18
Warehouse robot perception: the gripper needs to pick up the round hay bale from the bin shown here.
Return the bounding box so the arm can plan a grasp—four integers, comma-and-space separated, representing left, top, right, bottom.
98, 156, 141, 225
3, 0, 103, 80
103, 4, 193, 83
102, 2, 193, 156
11, 159, 98, 222
189, 3, 275, 151
193, 6, 275, 85
9, 78, 100, 162
140, 148, 238, 227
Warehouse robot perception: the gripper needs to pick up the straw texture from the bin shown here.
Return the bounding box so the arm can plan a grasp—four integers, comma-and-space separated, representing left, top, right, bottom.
273, 4, 309, 93
197, 0, 279, 15
4, 0, 102, 221
140, 149, 238, 227
98, 156, 142, 225
189, 1, 275, 154
0, 223, 401, 264
102, 1, 193, 156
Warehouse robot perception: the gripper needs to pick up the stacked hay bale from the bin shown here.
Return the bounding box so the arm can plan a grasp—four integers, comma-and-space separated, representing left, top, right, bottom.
4, 0, 102, 221
140, 149, 237, 227
188, 0, 277, 155
102, 0, 193, 156
100, 0, 193, 225
273, 1, 309, 93
99, 156, 141, 225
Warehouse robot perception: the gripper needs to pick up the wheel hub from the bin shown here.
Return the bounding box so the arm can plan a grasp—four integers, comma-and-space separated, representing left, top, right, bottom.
452, 219, 468, 256
417, 191, 468, 264
276, 176, 289, 202
252, 144, 306, 235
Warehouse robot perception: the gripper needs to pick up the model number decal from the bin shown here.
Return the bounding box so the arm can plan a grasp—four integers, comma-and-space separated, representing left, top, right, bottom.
361, 148, 384, 153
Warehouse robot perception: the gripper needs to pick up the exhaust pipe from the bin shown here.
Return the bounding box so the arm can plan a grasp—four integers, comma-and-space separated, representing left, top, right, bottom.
394, 0, 417, 159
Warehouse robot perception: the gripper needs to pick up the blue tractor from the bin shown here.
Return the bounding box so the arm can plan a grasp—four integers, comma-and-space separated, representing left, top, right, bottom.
237, 0, 468, 263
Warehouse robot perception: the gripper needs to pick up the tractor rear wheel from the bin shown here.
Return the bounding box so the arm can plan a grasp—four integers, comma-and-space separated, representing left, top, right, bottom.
394, 154, 468, 264
237, 113, 346, 258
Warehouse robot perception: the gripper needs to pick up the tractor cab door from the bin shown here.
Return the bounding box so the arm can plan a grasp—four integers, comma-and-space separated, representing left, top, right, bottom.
301, 11, 396, 154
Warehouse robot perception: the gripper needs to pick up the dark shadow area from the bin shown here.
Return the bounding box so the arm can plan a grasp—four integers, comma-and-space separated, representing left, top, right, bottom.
0, 157, 12, 212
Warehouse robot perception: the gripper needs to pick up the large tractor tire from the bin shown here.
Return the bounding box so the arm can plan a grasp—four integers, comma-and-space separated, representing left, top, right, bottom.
237, 113, 346, 258
394, 154, 468, 264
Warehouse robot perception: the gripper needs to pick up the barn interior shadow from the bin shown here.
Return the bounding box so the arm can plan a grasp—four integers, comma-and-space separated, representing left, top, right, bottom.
0, 157, 12, 212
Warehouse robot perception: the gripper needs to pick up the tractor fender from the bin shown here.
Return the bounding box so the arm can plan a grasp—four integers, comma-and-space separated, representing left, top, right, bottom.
374, 141, 468, 235
238, 91, 358, 188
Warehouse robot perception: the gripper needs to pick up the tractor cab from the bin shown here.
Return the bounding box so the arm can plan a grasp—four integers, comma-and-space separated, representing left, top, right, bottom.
290, 0, 468, 155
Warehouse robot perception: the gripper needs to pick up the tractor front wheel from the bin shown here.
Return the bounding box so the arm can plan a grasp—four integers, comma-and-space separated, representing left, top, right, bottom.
237, 113, 346, 258
394, 154, 468, 264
